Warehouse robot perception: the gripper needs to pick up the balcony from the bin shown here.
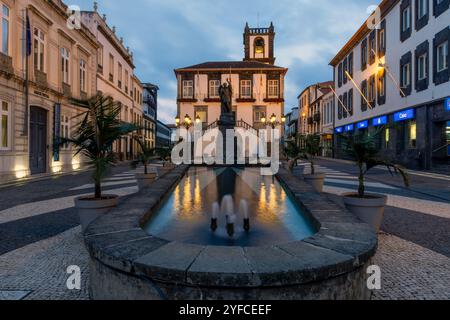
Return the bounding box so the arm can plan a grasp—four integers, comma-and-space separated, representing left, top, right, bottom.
62, 83, 71, 97
0, 52, 13, 75
35, 69, 48, 87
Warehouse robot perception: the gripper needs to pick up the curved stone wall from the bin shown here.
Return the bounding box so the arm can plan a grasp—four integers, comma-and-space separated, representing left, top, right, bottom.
84, 165, 377, 300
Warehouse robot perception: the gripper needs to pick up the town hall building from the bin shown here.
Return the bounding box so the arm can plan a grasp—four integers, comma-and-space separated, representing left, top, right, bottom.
174, 23, 288, 133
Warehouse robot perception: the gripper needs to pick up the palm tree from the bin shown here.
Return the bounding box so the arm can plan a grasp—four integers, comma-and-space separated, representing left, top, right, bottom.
63, 94, 138, 199
131, 137, 155, 174
342, 128, 410, 198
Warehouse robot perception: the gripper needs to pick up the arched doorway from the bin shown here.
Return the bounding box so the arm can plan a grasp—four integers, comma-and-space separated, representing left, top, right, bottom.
29, 106, 48, 174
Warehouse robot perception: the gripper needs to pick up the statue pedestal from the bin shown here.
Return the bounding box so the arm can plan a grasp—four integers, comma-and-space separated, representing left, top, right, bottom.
219, 113, 236, 165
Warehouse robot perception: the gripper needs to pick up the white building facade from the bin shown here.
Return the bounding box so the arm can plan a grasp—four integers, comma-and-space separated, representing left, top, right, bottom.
174, 23, 287, 133
331, 0, 450, 170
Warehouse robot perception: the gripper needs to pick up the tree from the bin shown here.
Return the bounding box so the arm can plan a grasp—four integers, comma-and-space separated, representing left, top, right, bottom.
131, 137, 155, 174
62, 94, 138, 199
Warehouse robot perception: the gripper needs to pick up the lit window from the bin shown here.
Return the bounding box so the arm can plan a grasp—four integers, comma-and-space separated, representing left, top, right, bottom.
80, 59, 86, 92
1, 101, 9, 149
268, 80, 279, 98
182, 80, 193, 98
409, 121, 417, 148
33, 28, 45, 71
240, 80, 252, 98
61, 47, 70, 84
1, 4, 10, 55
254, 38, 265, 56
437, 42, 448, 72
209, 80, 220, 98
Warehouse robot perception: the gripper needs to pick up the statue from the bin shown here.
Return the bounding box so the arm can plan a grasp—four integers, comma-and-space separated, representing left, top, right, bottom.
219, 80, 233, 115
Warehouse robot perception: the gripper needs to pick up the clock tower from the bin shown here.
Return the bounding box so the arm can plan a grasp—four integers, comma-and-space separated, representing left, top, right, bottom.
243, 22, 276, 65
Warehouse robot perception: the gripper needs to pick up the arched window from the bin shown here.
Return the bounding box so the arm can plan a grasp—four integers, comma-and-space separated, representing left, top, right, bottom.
254, 37, 265, 56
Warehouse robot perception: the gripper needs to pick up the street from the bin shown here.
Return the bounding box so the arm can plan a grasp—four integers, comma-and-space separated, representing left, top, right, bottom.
0, 160, 449, 300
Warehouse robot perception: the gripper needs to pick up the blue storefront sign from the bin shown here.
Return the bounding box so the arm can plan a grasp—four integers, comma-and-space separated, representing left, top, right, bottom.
357, 120, 369, 129
344, 124, 354, 132
394, 109, 415, 122
446, 97, 450, 111
335, 127, 344, 133
372, 115, 388, 127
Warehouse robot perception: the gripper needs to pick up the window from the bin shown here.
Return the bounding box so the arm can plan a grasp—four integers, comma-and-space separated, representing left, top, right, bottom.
368, 75, 375, 104
385, 128, 390, 149
417, 54, 427, 79
338, 95, 343, 119
109, 54, 114, 81
378, 70, 386, 105
98, 47, 103, 67
33, 28, 45, 71
437, 42, 448, 72
195, 106, 208, 126
408, 121, 417, 148
338, 63, 343, 87
342, 92, 348, 118
361, 39, 368, 70
118, 63, 122, 89
434, 0, 450, 17
402, 7, 411, 32
253, 107, 266, 123
209, 80, 220, 98
80, 59, 86, 93
61, 48, 70, 84
1, 4, 10, 55
369, 31, 376, 65
60, 115, 70, 149
182, 80, 193, 98
1, 101, 9, 149
348, 53, 354, 77
418, 0, 428, 18
268, 80, 279, 98
348, 89, 354, 116
361, 80, 368, 111
401, 63, 411, 87
125, 70, 129, 93
240, 80, 252, 98
343, 58, 348, 84
378, 21, 386, 57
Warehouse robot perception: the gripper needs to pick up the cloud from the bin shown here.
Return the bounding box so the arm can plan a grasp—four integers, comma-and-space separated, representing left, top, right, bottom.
76, 0, 375, 116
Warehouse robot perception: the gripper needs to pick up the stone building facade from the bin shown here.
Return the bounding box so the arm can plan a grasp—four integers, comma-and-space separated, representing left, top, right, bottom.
330, 0, 450, 170
0, 0, 98, 181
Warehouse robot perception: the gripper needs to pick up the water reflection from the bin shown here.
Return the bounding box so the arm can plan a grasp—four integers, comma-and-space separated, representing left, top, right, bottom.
144, 167, 316, 247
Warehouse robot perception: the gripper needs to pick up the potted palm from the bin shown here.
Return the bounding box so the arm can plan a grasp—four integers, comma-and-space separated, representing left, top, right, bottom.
64, 94, 138, 232
341, 130, 409, 232
284, 139, 302, 172
301, 134, 326, 192
132, 137, 157, 190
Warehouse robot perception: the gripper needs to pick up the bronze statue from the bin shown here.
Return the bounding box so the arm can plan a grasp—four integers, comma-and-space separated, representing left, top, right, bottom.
219, 80, 233, 115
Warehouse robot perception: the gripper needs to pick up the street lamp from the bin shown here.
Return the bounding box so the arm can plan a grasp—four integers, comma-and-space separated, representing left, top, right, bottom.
263, 113, 286, 129
175, 114, 194, 129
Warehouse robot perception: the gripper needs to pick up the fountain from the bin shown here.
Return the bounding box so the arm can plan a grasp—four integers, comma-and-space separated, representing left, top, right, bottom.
240, 199, 250, 232
211, 202, 219, 231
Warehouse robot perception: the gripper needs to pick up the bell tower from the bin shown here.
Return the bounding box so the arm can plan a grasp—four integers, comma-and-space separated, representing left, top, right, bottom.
243, 22, 275, 65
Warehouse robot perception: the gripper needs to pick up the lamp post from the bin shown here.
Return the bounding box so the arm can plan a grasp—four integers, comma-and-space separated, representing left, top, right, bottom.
175, 114, 194, 130
262, 114, 286, 155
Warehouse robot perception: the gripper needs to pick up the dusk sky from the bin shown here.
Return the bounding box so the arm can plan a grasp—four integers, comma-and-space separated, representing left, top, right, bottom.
75, 0, 375, 123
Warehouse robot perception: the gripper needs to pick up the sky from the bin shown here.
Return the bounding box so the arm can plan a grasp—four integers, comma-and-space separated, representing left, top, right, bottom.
74, 0, 375, 124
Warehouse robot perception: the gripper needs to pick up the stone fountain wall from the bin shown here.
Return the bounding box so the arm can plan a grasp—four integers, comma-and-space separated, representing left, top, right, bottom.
84, 165, 377, 300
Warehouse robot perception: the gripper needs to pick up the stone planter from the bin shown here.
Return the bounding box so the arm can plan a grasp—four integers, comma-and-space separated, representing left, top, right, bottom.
74, 195, 119, 233
304, 173, 325, 193
136, 172, 158, 190
343, 193, 388, 232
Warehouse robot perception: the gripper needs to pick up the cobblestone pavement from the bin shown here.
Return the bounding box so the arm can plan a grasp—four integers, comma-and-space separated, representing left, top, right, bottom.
0, 161, 449, 300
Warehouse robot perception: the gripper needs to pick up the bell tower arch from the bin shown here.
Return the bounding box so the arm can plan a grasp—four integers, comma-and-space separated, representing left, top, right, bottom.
243, 22, 275, 65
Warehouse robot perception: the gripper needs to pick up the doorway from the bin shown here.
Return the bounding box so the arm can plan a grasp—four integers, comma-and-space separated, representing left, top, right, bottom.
29, 106, 48, 175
